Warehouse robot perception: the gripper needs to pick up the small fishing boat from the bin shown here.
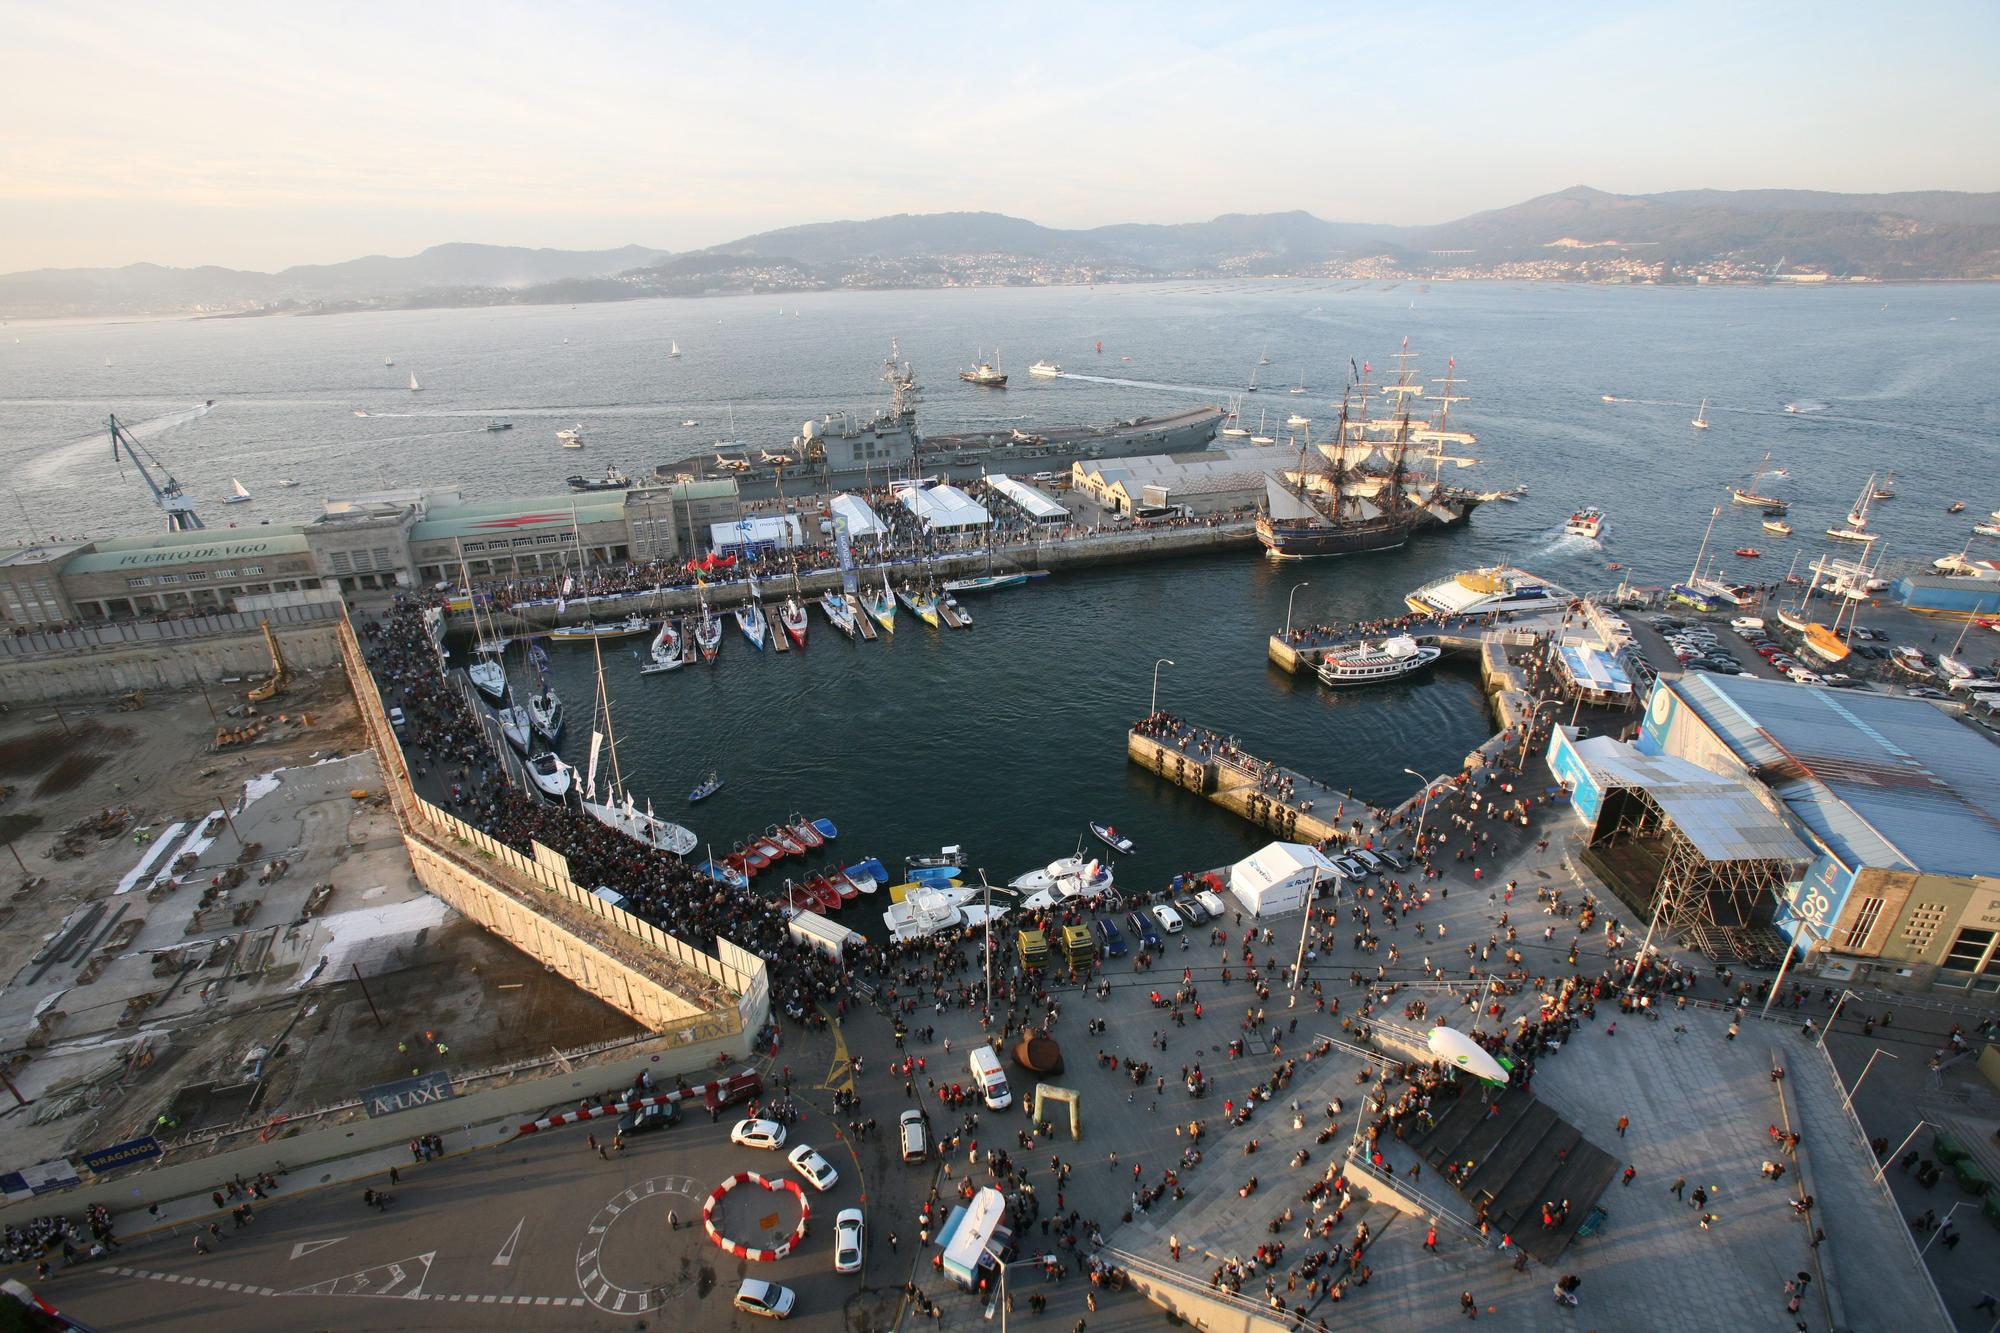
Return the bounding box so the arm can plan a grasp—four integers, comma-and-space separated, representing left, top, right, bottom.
791, 818, 825, 850
752, 834, 787, 862
780, 597, 809, 648
735, 600, 768, 650
830, 871, 861, 902
696, 860, 747, 891
811, 817, 837, 840
1762, 520, 1793, 535
486, 420, 513, 432
1091, 822, 1136, 855
802, 873, 842, 912
688, 771, 723, 803
768, 827, 804, 857
1734, 548, 1761, 559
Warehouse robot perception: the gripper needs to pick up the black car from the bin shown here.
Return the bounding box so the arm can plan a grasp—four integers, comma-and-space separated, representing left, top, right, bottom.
618, 1102, 679, 1135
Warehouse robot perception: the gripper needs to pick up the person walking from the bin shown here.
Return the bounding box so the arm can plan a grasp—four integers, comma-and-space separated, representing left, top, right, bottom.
1622, 1166, 1636, 1187
1615, 1115, 1630, 1138
1461, 1290, 1478, 1319
1669, 1176, 1685, 1199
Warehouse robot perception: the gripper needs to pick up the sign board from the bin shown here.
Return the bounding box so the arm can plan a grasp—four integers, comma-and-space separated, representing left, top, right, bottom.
360, 1071, 456, 1118
1546, 728, 1606, 827
1780, 854, 1855, 944
0, 1159, 82, 1202
79, 1136, 163, 1175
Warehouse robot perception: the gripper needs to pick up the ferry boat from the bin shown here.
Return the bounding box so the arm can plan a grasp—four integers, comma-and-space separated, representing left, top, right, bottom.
1405, 566, 1569, 619
1564, 507, 1604, 539
1315, 635, 1443, 687
1028, 360, 1061, 378
549, 615, 650, 642
960, 354, 1008, 388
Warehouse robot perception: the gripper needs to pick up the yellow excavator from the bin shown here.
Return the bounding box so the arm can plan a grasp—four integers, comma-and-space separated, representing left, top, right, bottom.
247, 619, 291, 702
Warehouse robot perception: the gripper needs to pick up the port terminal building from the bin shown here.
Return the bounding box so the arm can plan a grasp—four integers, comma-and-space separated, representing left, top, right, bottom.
0, 480, 745, 626
1548, 672, 2000, 996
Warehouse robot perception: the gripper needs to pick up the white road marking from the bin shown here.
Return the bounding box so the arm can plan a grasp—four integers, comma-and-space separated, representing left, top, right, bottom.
493, 1216, 526, 1267
288, 1238, 347, 1260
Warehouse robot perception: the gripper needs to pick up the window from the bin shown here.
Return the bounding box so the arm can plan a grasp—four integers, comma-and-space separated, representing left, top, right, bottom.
1841, 897, 1884, 952
156, 573, 180, 585
1902, 902, 1947, 951
240, 565, 262, 576
1942, 928, 1994, 972
185, 570, 208, 582
212, 568, 235, 579
127, 577, 154, 589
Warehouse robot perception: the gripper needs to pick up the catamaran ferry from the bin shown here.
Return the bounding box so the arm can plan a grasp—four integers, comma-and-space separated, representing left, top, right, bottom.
1405, 566, 1572, 619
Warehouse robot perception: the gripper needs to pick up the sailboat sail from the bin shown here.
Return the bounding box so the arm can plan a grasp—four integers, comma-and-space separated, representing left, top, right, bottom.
231, 478, 250, 498
528, 642, 552, 683
1265, 475, 1320, 522
408, 372, 422, 391
585, 731, 604, 803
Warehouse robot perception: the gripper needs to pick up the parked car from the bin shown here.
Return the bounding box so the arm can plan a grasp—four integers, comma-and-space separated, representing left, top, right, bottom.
734, 1279, 797, 1320
731, 1119, 787, 1151
1174, 896, 1210, 925
1126, 911, 1162, 951
834, 1208, 866, 1274
617, 1102, 678, 1135
1151, 904, 1186, 935
1093, 918, 1128, 958
898, 1108, 929, 1163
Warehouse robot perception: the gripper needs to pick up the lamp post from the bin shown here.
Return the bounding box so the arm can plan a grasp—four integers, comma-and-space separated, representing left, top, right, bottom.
1873, 1119, 1934, 1184
1285, 581, 1310, 637
1919, 1200, 1967, 1256
1402, 767, 1452, 858
1842, 1048, 1896, 1115
978, 867, 995, 1023
984, 1255, 1043, 1331
1517, 697, 1563, 771
1819, 988, 1861, 1046
1150, 658, 1176, 715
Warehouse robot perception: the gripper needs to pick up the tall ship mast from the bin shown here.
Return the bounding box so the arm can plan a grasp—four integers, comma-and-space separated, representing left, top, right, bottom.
1729, 453, 1788, 510
1256, 344, 1490, 560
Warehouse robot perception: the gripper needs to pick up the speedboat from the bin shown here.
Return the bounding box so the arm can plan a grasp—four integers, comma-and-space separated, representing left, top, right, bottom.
689, 771, 724, 803
1563, 508, 1604, 540
1091, 822, 1136, 855
1762, 520, 1793, 535
845, 860, 887, 891
1734, 548, 1761, 559
583, 788, 697, 856
527, 687, 564, 743
884, 887, 1007, 942
780, 597, 809, 648
818, 590, 858, 637
1010, 857, 1114, 911
908, 845, 967, 870
526, 751, 575, 799
790, 817, 825, 850
1945, 501, 1965, 514
944, 594, 971, 627
735, 600, 768, 650
556, 424, 584, 448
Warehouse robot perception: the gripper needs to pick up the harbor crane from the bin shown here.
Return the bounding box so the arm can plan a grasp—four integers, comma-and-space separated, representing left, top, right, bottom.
108, 412, 204, 531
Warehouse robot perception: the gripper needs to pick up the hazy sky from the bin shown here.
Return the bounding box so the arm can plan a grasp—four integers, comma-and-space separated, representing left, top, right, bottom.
4, 0, 1996, 271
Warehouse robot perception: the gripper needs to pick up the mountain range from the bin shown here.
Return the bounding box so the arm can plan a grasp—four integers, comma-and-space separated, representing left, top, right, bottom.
6, 187, 1997, 317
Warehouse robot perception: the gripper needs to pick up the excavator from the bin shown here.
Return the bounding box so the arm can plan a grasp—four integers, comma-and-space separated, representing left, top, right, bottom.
247, 619, 290, 702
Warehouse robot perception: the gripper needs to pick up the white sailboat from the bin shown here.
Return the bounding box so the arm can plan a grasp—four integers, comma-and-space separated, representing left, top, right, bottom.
579, 641, 697, 856
668, 340, 681, 359
1826, 474, 1882, 544
640, 615, 683, 675
384, 355, 395, 367
1290, 370, 1307, 396
224, 477, 252, 505
408, 371, 423, 392
1249, 408, 1274, 446
1690, 398, 1709, 430
456, 543, 509, 704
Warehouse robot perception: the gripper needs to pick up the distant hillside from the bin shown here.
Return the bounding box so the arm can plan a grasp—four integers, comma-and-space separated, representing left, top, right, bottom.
6, 186, 1996, 316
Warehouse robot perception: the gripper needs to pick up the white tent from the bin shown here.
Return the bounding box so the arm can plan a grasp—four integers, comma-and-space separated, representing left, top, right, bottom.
710, 513, 802, 552
828, 493, 887, 542
986, 473, 1068, 522
1228, 841, 1338, 918
898, 483, 991, 531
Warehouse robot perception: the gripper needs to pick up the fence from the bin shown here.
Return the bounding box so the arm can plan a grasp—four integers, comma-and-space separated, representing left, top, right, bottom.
0, 600, 341, 658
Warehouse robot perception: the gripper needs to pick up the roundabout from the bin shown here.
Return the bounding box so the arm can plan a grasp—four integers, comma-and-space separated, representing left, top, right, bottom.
703, 1170, 811, 1261
574, 1174, 707, 1315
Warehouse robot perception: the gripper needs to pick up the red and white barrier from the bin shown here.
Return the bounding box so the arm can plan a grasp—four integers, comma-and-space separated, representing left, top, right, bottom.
517, 1076, 722, 1134
702, 1171, 809, 1261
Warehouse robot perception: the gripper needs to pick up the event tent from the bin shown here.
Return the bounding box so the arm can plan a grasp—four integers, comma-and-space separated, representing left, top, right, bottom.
1228, 841, 1339, 918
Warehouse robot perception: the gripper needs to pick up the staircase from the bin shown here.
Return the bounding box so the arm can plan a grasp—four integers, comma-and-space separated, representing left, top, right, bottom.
1401, 1081, 1618, 1265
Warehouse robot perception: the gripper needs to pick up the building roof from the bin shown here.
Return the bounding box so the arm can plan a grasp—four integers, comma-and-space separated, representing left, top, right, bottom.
985, 474, 1068, 520
829, 493, 887, 539
0, 540, 93, 570
62, 529, 310, 575
1667, 674, 2000, 878
409, 495, 626, 545
1572, 735, 1810, 864
897, 484, 990, 530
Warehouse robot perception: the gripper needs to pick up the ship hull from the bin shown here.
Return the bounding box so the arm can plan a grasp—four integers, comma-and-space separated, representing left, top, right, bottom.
1257, 514, 1415, 559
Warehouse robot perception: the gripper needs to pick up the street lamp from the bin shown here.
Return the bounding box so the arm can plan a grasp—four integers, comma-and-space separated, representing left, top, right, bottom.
1873, 1118, 1935, 1184
1842, 1048, 1897, 1115
1918, 1200, 1967, 1256
1402, 768, 1452, 857
1150, 658, 1176, 715
1516, 697, 1564, 771
983, 1255, 1045, 1331
1819, 988, 1861, 1046
1285, 581, 1311, 637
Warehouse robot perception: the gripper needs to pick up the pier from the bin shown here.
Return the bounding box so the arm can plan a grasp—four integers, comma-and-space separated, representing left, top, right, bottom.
1128, 717, 1362, 845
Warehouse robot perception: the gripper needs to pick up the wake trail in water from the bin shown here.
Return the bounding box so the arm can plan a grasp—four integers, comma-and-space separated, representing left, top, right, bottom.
23, 400, 215, 485
1052, 372, 1232, 397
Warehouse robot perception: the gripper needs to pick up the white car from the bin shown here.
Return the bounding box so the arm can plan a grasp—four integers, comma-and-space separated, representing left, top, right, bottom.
1787, 667, 1824, 685
1151, 904, 1185, 935
787, 1142, 839, 1191
834, 1207, 865, 1273
733, 1278, 796, 1319
1195, 889, 1228, 918
731, 1118, 787, 1151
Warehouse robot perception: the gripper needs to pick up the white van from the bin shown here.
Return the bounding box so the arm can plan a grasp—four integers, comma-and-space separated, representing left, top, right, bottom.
968, 1046, 1012, 1110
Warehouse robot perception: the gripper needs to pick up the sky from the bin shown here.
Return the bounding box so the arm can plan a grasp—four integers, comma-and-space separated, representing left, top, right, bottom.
3, 0, 1997, 272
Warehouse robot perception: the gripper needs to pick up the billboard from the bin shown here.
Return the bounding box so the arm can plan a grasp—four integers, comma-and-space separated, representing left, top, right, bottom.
1546, 729, 1606, 828
0, 1159, 81, 1202
360, 1071, 456, 1118
1638, 679, 1678, 756
1778, 854, 1856, 945
79, 1136, 163, 1175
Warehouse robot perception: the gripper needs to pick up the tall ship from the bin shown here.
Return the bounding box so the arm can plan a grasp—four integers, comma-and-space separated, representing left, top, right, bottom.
1256, 344, 1491, 560
1729, 453, 1787, 510
661, 343, 1225, 499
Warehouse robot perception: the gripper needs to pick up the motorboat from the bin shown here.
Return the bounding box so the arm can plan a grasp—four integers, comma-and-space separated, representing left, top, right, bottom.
549, 615, 651, 641
884, 887, 1007, 943
1762, 520, 1793, 536
527, 686, 564, 743
1734, 548, 1761, 559
818, 589, 858, 637
907, 845, 967, 870
780, 597, 809, 648
486, 420, 513, 432
845, 860, 887, 892
735, 599, 768, 649
695, 860, 747, 891
767, 826, 805, 857
688, 771, 724, 803
790, 817, 825, 850
1316, 635, 1443, 687
1028, 360, 1061, 378
275, 479, 300, 488
526, 751, 575, 799
640, 618, 682, 675
1091, 822, 1136, 855
1976, 522, 2000, 539
1946, 501, 1966, 514
1563, 508, 1604, 539
1010, 857, 1115, 911
945, 594, 971, 627
556, 424, 585, 448
583, 788, 697, 856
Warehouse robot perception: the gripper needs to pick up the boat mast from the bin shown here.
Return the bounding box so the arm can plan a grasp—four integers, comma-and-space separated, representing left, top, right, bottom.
1688, 506, 1721, 585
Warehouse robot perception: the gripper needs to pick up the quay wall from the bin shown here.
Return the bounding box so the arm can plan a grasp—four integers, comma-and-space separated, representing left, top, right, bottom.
1128, 730, 1342, 844
0, 623, 340, 704
1102, 1246, 1303, 1333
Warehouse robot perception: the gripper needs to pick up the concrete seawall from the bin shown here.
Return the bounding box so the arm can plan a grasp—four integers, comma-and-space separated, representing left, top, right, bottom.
1128, 729, 1346, 845
0, 623, 340, 703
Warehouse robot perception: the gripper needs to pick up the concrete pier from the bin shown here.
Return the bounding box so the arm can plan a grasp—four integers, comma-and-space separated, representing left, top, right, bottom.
1128, 724, 1354, 844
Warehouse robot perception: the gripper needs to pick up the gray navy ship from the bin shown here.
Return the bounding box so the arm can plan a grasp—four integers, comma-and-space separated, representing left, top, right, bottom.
657, 345, 1225, 499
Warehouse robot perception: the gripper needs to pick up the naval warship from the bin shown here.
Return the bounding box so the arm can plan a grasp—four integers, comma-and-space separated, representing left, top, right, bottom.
657, 346, 1225, 499
1256, 345, 1496, 560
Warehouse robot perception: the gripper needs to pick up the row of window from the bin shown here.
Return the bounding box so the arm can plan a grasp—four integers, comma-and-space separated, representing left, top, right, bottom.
127, 565, 264, 589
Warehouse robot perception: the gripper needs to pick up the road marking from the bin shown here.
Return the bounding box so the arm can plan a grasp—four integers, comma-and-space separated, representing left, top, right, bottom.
289, 1238, 346, 1260
818, 1013, 855, 1093
493, 1216, 526, 1267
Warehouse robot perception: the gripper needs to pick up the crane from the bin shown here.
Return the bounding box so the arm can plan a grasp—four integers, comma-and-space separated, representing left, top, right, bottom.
247, 618, 291, 702
108, 413, 203, 531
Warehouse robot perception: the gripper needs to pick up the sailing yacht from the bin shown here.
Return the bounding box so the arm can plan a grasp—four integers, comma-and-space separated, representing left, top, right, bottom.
1826, 474, 1881, 543
896, 580, 940, 627
384, 355, 395, 367
455, 543, 509, 704
1872, 471, 1897, 500
408, 372, 423, 392
1690, 398, 1709, 430
579, 643, 697, 857
1249, 409, 1274, 446
669, 340, 681, 358
694, 594, 722, 662
640, 617, 682, 675
1220, 395, 1251, 439
1246, 363, 1262, 393
224, 478, 252, 505
1258, 345, 1272, 366
818, 589, 858, 637
1729, 453, 1787, 509
1290, 370, 1307, 396
525, 641, 564, 742
862, 570, 896, 634
780, 595, 809, 648
735, 595, 768, 649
